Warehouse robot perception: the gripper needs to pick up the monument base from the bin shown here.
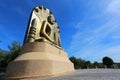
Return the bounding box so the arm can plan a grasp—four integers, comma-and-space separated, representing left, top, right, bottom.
6, 42, 74, 79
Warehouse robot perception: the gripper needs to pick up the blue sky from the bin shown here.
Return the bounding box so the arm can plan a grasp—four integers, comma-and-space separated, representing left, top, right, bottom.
0, 0, 120, 62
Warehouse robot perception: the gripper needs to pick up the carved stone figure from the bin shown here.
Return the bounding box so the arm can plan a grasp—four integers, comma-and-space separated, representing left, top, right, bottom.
6, 6, 74, 79
24, 6, 61, 47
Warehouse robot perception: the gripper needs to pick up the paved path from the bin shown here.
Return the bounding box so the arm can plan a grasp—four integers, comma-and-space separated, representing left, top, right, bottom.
36, 69, 120, 80
1, 69, 120, 80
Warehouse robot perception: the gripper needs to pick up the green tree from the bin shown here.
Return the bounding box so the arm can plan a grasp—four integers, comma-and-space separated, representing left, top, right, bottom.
102, 56, 114, 68
8, 41, 21, 53
80, 60, 87, 69
69, 56, 93, 69
7, 41, 21, 63
69, 56, 82, 69
93, 61, 98, 68
85, 61, 91, 68
0, 49, 7, 61
0, 41, 21, 72
69, 56, 78, 69
0, 49, 8, 72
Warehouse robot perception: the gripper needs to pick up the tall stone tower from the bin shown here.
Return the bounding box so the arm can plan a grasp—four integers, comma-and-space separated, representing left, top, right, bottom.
6, 6, 74, 79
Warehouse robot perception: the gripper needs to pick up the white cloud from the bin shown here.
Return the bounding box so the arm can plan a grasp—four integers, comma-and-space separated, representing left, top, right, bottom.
107, 0, 120, 15
69, 0, 120, 62
97, 46, 120, 62
111, 35, 120, 39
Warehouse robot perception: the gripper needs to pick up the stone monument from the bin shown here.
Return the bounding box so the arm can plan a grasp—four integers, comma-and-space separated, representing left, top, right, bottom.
6, 6, 74, 79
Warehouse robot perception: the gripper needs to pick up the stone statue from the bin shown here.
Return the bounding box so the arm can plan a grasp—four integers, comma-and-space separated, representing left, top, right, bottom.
6, 6, 74, 79
24, 6, 61, 47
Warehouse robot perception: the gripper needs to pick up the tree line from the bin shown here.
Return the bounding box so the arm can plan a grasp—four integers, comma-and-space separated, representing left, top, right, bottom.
69, 56, 120, 69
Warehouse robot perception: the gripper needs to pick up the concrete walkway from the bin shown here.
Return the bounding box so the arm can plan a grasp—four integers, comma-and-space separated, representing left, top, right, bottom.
1, 69, 120, 80
37, 69, 120, 80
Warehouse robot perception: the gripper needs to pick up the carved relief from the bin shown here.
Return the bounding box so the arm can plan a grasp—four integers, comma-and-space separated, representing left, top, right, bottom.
24, 6, 61, 47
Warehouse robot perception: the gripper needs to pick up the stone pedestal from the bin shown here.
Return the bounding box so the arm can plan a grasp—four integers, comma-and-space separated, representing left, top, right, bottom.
6, 42, 74, 79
